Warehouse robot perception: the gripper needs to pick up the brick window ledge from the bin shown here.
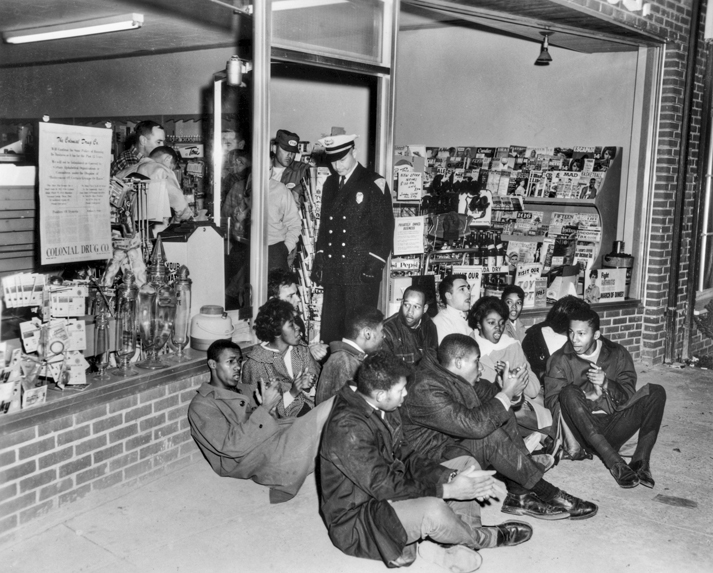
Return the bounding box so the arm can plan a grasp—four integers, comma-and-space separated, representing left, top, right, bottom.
0, 349, 210, 438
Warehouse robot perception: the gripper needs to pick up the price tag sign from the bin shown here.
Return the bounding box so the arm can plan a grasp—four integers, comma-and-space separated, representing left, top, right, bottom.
397, 171, 422, 201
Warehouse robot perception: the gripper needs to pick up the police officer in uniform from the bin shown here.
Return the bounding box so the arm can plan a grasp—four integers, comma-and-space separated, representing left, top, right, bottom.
311, 135, 394, 344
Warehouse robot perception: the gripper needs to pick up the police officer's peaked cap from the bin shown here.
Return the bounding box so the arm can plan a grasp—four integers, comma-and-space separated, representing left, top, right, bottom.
275, 129, 300, 152
318, 134, 358, 161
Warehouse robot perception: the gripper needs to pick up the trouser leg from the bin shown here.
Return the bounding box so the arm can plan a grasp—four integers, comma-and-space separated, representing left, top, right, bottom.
462, 414, 543, 491
268, 242, 289, 271
603, 384, 667, 464
320, 285, 346, 345
390, 497, 494, 550
441, 456, 484, 533
559, 385, 620, 468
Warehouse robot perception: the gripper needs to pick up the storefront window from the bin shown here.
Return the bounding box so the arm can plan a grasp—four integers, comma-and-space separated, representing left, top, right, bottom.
272, 0, 392, 66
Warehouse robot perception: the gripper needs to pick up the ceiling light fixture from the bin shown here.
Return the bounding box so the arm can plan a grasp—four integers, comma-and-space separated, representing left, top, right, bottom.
3, 13, 144, 45
534, 32, 553, 66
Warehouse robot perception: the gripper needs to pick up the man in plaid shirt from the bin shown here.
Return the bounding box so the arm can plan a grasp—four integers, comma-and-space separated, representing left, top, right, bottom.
111, 120, 165, 177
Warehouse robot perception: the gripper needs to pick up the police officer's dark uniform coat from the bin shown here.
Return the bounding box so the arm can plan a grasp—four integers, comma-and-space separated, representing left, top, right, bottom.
316, 162, 394, 343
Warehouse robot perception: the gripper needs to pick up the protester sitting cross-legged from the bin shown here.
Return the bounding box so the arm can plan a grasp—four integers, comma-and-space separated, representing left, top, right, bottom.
242, 298, 320, 418
319, 350, 533, 573
400, 334, 598, 522
187, 339, 333, 503
468, 296, 553, 450
545, 307, 667, 489
382, 285, 438, 366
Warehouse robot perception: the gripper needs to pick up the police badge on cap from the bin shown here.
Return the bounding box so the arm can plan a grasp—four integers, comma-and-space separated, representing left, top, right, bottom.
318, 134, 358, 161
275, 129, 300, 153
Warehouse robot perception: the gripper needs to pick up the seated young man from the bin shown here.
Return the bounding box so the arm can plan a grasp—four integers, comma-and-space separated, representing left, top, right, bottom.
315, 306, 384, 404
544, 307, 667, 489
382, 285, 438, 365
432, 274, 473, 344
187, 339, 333, 503
401, 334, 597, 521
242, 298, 320, 418
319, 351, 533, 573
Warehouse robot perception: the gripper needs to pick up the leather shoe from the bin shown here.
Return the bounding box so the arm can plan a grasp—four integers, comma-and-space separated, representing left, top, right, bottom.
629, 460, 655, 488
610, 461, 640, 488
492, 521, 533, 547
501, 492, 569, 521
548, 490, 598, 520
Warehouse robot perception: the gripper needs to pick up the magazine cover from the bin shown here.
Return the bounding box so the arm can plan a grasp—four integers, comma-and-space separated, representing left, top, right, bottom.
584, 267, 626, 303
578, 172, 605, 199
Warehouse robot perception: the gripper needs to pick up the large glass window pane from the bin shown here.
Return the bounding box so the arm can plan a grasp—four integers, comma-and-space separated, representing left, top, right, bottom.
272, 0, 392, 66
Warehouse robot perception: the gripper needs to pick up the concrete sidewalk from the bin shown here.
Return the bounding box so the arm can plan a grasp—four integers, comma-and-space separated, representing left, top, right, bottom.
1, 364, 711, 573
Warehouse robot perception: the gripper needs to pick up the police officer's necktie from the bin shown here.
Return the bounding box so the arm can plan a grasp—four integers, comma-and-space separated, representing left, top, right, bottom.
339, 176, 345, 190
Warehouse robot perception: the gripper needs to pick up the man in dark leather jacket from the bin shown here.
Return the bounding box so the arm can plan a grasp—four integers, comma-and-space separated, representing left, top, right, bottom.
319, 351, 532, 571
382, 285, 438, 366
401, 334, 598, 521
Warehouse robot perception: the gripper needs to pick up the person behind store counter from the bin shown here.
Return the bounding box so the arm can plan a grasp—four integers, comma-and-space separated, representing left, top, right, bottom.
468, 297, 553, 449
267, 268, 328, 361
584, 269, 601, 304
311, 134, 394, 344
110, 120, 165, 177
137, 146, 192, 222
501, 285, 527, 344
315, 305, 384, 405
242, 299, 320, 419
544, 307, 666, 489
432, 274, 473, 344
271, 129, 310, 208
221, 129, 246, 180
382, 285, 438, 366
267, 174, 301, 272
187, 339, 334, 504
400, 334, 597, 523
319, 350, 533, 572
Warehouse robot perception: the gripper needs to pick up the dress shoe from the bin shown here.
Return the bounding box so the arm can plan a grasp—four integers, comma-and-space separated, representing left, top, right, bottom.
548, 490, 598, 520
418, 540, 482, 573
610, 461, 640, 488
629, 460, 655, 488
501, 492, 569, 521
492, 521, 533, 547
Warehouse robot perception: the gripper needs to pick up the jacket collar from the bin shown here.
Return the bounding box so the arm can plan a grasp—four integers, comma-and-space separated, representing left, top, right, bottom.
336, 384, 379, 419
329, 339, 366, 358
421, 355, 473, 388
562, 336, 614, 361
197, 381, 254, 400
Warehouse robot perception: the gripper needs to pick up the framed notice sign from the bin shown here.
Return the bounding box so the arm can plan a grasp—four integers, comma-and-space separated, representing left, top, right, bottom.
39, 123, 113, 264
393, 216, 425, 256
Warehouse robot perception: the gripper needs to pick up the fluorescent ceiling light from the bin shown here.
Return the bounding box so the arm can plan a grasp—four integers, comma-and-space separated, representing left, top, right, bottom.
3, 13, 144, 45
272, 0, 349, 11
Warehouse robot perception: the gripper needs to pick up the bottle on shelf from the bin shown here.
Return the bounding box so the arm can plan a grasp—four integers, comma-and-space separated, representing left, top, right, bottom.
495, 242, 505, 267
487, 239, 497, 268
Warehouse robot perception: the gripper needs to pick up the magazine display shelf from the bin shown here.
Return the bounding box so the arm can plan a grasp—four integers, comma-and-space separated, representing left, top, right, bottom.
518, 150, 622, 269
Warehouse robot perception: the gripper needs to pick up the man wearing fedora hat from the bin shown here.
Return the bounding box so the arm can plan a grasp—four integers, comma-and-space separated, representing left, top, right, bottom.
311, 135, 394, 344
272, 129, 310, 207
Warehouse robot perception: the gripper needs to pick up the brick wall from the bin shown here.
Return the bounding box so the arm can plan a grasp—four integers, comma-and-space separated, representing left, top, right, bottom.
561, 1, 712, 362
521, 305, 643, 360
0, 372, 208, 546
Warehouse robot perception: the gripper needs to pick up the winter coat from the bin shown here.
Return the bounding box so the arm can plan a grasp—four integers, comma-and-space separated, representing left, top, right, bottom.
187, 382, 321, 500
544, 337, 650, 416
319, 386, 449, 566
316, 340, 365, 404
400, 357, 511, 462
